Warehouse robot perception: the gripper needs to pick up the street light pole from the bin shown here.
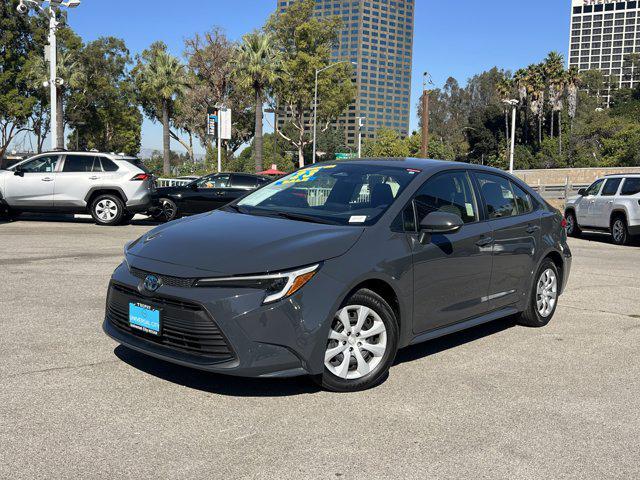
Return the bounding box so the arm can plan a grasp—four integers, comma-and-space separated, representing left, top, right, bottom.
17, 1, 81, 151
312, 61, 355, 164
357, 117, 364, 158
503, 99, 519, 174
420, 72, 433, 158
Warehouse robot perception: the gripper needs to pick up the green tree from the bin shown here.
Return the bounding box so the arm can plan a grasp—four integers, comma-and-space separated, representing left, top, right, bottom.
65, 37, 142, 155
233, 32, 281, 173
134, 42, 188, 175
362, 129, 409, 158
267, 0, 356, 167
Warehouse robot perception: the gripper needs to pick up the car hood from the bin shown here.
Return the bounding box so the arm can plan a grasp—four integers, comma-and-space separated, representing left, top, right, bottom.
127, 210, 365, 276
565, 195, 581, 205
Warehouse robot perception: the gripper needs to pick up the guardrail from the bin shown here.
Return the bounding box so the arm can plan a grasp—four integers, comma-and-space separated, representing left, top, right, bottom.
528, 182, 590, 202
155, 178, 194, 187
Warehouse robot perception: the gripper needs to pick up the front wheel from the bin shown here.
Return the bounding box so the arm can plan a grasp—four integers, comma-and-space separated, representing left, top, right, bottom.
565, 210, 581, 237
316, 289, 399, 392
90, 194, 125, 226
518, 259, 559, 328
154, 198, 178, 222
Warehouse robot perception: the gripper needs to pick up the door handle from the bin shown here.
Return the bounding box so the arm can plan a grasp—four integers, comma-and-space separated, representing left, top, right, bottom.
526, 225, 540, 234
41, 177, 53, 182
608, 200, 614, 204
475, 236, 493, 247
89, 176, 99, 180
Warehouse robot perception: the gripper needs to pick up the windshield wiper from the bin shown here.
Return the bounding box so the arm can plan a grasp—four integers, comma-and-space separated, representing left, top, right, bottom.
272, 211, 342, 225
222, 204, 247, 215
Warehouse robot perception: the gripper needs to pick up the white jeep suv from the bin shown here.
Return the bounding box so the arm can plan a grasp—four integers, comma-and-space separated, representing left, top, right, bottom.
0, 151, 154, 226
565, 174, 640, 245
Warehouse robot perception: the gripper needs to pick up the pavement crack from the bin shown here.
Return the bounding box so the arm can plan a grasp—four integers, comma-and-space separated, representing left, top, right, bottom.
561, 304, 639, 319
1, 358, 119, 380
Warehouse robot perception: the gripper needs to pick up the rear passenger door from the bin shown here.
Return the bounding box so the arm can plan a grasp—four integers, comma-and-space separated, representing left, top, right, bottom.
54, 155, 104, 207
473, 172, 542, 312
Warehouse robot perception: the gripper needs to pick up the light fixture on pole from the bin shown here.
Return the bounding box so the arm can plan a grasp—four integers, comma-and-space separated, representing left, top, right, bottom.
420, 72, 434, 158
312, 61, 356, 164
16, 0, 81, 151
503, 99, 519, 174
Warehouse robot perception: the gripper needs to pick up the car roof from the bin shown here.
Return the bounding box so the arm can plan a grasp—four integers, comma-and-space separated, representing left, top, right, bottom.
603, 173, 640, 178
315, 157, 509, 176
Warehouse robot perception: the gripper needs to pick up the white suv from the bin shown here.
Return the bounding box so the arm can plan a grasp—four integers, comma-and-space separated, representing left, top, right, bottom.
565, 174, 640, 245
0, 151, 154, 226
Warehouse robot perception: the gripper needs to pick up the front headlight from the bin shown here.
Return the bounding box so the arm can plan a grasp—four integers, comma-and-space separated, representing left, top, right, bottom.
195, 264, 320, 304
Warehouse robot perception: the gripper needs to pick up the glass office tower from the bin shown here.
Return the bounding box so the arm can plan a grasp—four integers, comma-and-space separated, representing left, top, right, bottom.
569, 0, 639, 99
277, 0, 415, 148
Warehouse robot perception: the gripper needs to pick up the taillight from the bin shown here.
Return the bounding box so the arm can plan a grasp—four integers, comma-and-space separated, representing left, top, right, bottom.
130, 173, 151, 181
561, 218, 568, 229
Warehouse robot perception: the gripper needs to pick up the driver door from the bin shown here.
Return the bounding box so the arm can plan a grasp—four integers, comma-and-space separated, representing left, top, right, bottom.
4, 155, 61, 208
186, 174, 231, 213
410, 170, 494, 334
577, 179, 604, 227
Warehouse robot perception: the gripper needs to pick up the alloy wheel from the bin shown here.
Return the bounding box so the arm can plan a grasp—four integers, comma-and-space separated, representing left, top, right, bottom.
161, 199, 176, 220
324, 305, 388, 380
95, 199, 118, 221
536, 268, 558, 318
612, 219, 625, 244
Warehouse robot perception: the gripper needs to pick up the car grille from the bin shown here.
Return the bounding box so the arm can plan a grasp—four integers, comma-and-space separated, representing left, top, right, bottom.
129, 267, 195, 288
106, 282, 235, 362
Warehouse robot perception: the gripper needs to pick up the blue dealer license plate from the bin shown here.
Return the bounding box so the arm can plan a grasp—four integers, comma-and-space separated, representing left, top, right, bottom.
129, 303, 161, 336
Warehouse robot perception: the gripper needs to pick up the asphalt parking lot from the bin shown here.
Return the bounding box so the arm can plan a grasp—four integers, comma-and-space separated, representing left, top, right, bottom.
1, 215, 639, 479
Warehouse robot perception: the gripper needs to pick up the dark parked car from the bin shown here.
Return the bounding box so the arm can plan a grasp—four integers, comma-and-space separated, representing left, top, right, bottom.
104, 159, 571, 392
150, 172, 270, 221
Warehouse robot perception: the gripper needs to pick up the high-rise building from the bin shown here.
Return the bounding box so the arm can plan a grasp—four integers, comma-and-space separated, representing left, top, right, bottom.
277, 0, 415, 148
569, 0, 639, 93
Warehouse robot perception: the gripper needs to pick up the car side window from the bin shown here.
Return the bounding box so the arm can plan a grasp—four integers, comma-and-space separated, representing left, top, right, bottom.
621, 178, 640, 196
413, 171, 479, 225
19, 156, 59, 173
511, 182, 534, 215
100, 158, 119, 172
63, 155, 95, 172
585, 179, 604, 196
476, 173, 518, 219
231, 174, 258, 189
196, 174, 230, 189
602, 178, 622, 196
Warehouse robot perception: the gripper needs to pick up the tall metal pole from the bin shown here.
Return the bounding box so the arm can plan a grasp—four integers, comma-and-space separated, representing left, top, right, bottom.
48, 8, 58, 150
312, 69, 319, 164
509, 103, 517, 174
420, 90, 429, 158
357, 117, 363, 158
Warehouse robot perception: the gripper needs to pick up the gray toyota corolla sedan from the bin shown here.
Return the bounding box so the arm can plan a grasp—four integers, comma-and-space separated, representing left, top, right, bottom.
103, 159, 572, 392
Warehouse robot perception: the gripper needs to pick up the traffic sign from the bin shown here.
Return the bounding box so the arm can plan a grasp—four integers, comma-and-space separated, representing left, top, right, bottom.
336, 153, 357, 160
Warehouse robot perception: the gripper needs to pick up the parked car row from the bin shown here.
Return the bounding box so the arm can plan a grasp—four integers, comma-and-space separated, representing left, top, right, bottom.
0, 150, 272, 226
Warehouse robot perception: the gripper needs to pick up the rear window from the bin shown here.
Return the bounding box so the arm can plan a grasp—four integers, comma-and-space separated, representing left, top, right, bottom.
621, 178, 640, 196
124, 158, 149, 173
63, 155, 100, 172
602, 178, 622, 196
101, 158, 119, 172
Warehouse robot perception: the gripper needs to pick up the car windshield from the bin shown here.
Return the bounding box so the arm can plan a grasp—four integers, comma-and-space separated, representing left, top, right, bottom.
235, 163, 420, 226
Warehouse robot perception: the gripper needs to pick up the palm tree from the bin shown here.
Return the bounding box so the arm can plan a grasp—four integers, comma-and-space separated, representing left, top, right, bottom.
233, 32, 281, 173
136, 45, 188, 175
544, 52, 566, 139
496, 76, 514, 143
525, 64, 546, 145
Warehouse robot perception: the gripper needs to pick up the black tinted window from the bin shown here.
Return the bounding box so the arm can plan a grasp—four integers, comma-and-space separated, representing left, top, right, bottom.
231, 174, 257, 188
414, 171, 479, 224
511, 182, 533, 214
101, 158, 119, 172
621, 178, 640, 195
602, 178, 622, 196
476, 173, 518, 219
63, 155, 99, 172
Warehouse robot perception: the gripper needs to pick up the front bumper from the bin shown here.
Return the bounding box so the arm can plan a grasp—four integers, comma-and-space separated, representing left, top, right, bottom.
103, 260, 346, 378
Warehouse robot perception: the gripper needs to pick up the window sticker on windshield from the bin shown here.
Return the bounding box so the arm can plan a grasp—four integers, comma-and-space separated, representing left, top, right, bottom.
349, 215, 368, 224
406, 168, 421, 174
275, 165, 336, 186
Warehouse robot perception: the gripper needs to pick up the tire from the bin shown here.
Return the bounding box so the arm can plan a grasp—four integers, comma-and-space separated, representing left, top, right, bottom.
122, 212, 135, 224
611, 215, 629, 246
565, 210, 581, 237
90, 194, 125, 226
315, 289, 399, 392
518, 259, 560, 328
156, 198, 178, 222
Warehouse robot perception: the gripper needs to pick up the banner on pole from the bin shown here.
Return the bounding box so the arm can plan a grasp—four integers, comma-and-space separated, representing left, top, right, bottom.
207, 108, 218, 138
219, 108, 232, 140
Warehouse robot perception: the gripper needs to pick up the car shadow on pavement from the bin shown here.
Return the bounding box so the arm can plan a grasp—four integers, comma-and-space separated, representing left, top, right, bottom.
394, 316, 517, 366
113, 345, 320, 397
577, 231, 640, 247
1, 213, 160, 226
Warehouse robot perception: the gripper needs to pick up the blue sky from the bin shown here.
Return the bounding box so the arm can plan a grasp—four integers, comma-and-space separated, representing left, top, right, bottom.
32, 0, 572, 154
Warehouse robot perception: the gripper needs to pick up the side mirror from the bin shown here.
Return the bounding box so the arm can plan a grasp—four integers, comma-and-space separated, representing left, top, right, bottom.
13, 166, 24, 177
578, 188, 586, 196
418, 212, 463, 244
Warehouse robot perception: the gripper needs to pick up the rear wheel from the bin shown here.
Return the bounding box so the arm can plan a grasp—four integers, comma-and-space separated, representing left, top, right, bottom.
90, 194, 125, 226
611, 215, 629, 246
317, 289, 399, 392
518, 259, 559, 328
565, 210, 581, 237
155, 198, 178, 222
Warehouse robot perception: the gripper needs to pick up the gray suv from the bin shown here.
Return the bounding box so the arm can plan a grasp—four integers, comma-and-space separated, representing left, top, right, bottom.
565, 174, 640, 245
103, 159, 571, 392
0, 151, 153, 226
